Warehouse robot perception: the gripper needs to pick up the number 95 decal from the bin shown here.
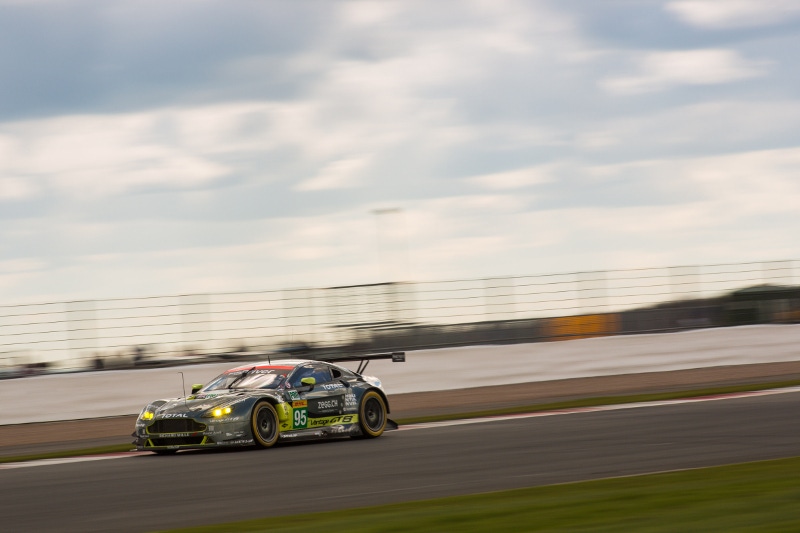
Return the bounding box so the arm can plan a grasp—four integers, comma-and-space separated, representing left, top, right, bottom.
293, 408, 308, 429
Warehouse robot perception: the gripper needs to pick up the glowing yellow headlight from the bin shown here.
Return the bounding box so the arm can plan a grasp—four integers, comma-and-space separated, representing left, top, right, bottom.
212, 406, 232, 417
141, 411, 154, 421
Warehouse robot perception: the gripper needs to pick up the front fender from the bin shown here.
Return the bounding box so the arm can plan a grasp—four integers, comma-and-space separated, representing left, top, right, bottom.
274, 400, 291, 422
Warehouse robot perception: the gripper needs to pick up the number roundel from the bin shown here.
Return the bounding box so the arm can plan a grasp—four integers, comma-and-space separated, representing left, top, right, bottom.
293, 406, 308, 429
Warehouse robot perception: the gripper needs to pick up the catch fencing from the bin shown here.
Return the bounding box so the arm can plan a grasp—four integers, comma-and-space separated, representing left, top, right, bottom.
1, 259, 798, 373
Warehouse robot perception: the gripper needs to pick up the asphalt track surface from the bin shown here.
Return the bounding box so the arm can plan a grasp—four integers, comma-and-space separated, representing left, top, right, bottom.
2, 391, 799, 533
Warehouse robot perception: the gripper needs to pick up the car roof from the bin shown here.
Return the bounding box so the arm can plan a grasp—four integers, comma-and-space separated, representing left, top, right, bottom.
224, 359, 320, 373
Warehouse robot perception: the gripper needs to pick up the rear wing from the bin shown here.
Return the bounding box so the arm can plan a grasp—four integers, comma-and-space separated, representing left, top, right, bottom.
326, 351, 405, 374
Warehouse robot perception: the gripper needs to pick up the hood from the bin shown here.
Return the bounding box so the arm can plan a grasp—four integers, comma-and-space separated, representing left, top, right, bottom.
152, 390, 252, 418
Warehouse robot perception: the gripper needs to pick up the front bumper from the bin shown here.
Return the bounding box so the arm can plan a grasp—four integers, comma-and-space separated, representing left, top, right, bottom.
132, 416, 253, 451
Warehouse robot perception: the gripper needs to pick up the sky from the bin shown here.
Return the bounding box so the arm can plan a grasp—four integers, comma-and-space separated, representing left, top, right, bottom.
2, 0, 800, 305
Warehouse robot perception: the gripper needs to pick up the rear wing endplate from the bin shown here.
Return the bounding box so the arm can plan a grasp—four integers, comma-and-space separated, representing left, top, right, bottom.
327, 351, 405, 374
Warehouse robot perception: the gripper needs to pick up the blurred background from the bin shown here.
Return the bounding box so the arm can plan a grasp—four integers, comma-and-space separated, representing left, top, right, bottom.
2, 1, 800, 373
2, 259, 798, 374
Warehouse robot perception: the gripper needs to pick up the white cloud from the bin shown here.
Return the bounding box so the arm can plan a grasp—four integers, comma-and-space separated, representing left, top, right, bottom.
468, 165, 556, 190
0, 111, 230, 199
581, 147, 800, 223
1, 1, 799, 308
0, 258, 46, 273
294, 157, 368, 192
591, 100, 800, 150
0, 177, 37, 201
602, 49, 767, 94
338, 1, 403, 26
666, 0, 800, 29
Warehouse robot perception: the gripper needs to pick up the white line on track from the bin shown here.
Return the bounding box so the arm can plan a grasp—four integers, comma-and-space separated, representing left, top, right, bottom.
0, 452, 139, 470
3, 386, 799, 470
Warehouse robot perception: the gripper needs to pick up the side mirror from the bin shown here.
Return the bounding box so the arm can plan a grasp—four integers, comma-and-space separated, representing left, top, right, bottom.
300, 377, 316, 389
191, 384, 203, 394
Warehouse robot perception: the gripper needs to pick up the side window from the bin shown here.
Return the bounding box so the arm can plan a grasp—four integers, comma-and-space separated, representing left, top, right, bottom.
309, 365, 332, 384
289, 366, 314, 388
289, 365, 332, 387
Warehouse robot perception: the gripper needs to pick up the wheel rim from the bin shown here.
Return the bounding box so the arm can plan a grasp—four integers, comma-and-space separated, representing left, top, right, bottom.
255, 406, 276, 442
364, 397, 385, 431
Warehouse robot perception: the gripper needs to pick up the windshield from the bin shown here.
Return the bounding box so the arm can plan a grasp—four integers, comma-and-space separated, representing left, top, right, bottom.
202, 369, 287, 391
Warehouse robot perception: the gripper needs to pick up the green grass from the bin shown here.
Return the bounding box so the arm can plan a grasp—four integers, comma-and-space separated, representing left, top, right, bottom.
160, 456, 800, 532
3, 379, 800, 465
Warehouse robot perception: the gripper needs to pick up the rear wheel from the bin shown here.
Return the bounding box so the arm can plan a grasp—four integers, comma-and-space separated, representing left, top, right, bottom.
358, 390, 387, 438
251, 401, 280, 448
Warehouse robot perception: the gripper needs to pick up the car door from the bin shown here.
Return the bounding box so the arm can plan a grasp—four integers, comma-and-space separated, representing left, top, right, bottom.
291, 363, 347, 429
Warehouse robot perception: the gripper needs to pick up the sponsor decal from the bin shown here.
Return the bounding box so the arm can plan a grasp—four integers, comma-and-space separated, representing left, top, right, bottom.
344, 392, 357, 408
316, 399, 339, 410
287, 390, 301, 400
292, 400, 308, 408
293, 407, 308, 429
158, 413, 189, 419
322, 383, 344, 390
230, 369, 280, 375
308, 415, 357, 427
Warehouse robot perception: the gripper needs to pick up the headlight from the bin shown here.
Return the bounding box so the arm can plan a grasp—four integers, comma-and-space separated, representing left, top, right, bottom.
140, 408, 155, 421
206, 406, 233, 418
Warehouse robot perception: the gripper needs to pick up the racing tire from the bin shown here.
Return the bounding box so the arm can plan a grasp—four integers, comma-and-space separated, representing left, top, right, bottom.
358, 390, 387, 438
251, 401, 280, 448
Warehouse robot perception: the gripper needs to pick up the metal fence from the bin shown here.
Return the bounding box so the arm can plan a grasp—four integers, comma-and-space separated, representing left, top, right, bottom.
1, 259, 798, 373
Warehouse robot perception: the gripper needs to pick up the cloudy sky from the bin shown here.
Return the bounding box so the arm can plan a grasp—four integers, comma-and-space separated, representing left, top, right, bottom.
2, 0, 800, 304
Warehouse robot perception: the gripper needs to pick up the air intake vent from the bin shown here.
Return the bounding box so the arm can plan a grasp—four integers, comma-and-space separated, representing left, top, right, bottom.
147, 419, 206, 434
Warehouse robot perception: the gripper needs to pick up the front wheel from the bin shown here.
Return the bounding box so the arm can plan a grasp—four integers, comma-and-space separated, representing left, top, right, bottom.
251, 401, 280, 448
358, 390, 387, 438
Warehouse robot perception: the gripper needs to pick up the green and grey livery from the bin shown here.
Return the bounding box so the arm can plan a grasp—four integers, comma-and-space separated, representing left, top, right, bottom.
132, 352, 405, 454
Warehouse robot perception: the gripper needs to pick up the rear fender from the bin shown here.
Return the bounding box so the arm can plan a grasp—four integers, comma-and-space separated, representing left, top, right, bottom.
368, 387, 391, 414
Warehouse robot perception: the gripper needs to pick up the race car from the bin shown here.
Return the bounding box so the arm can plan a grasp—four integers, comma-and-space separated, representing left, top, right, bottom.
132, 352, 405, 454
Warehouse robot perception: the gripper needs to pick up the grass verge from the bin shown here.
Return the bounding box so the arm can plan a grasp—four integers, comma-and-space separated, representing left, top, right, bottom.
0, 443, 134, 463
159, 456, 800, 532
2, 378, 799, 465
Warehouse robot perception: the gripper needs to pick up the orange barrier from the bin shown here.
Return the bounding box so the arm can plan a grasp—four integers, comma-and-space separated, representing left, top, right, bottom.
542, 313, 620, 341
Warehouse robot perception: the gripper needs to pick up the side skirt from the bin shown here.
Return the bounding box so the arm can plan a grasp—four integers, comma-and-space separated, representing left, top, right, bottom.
279, 424, 361, 441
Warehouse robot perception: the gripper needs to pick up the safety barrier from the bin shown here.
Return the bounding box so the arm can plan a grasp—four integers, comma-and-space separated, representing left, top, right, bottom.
1, 259, 797, 373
